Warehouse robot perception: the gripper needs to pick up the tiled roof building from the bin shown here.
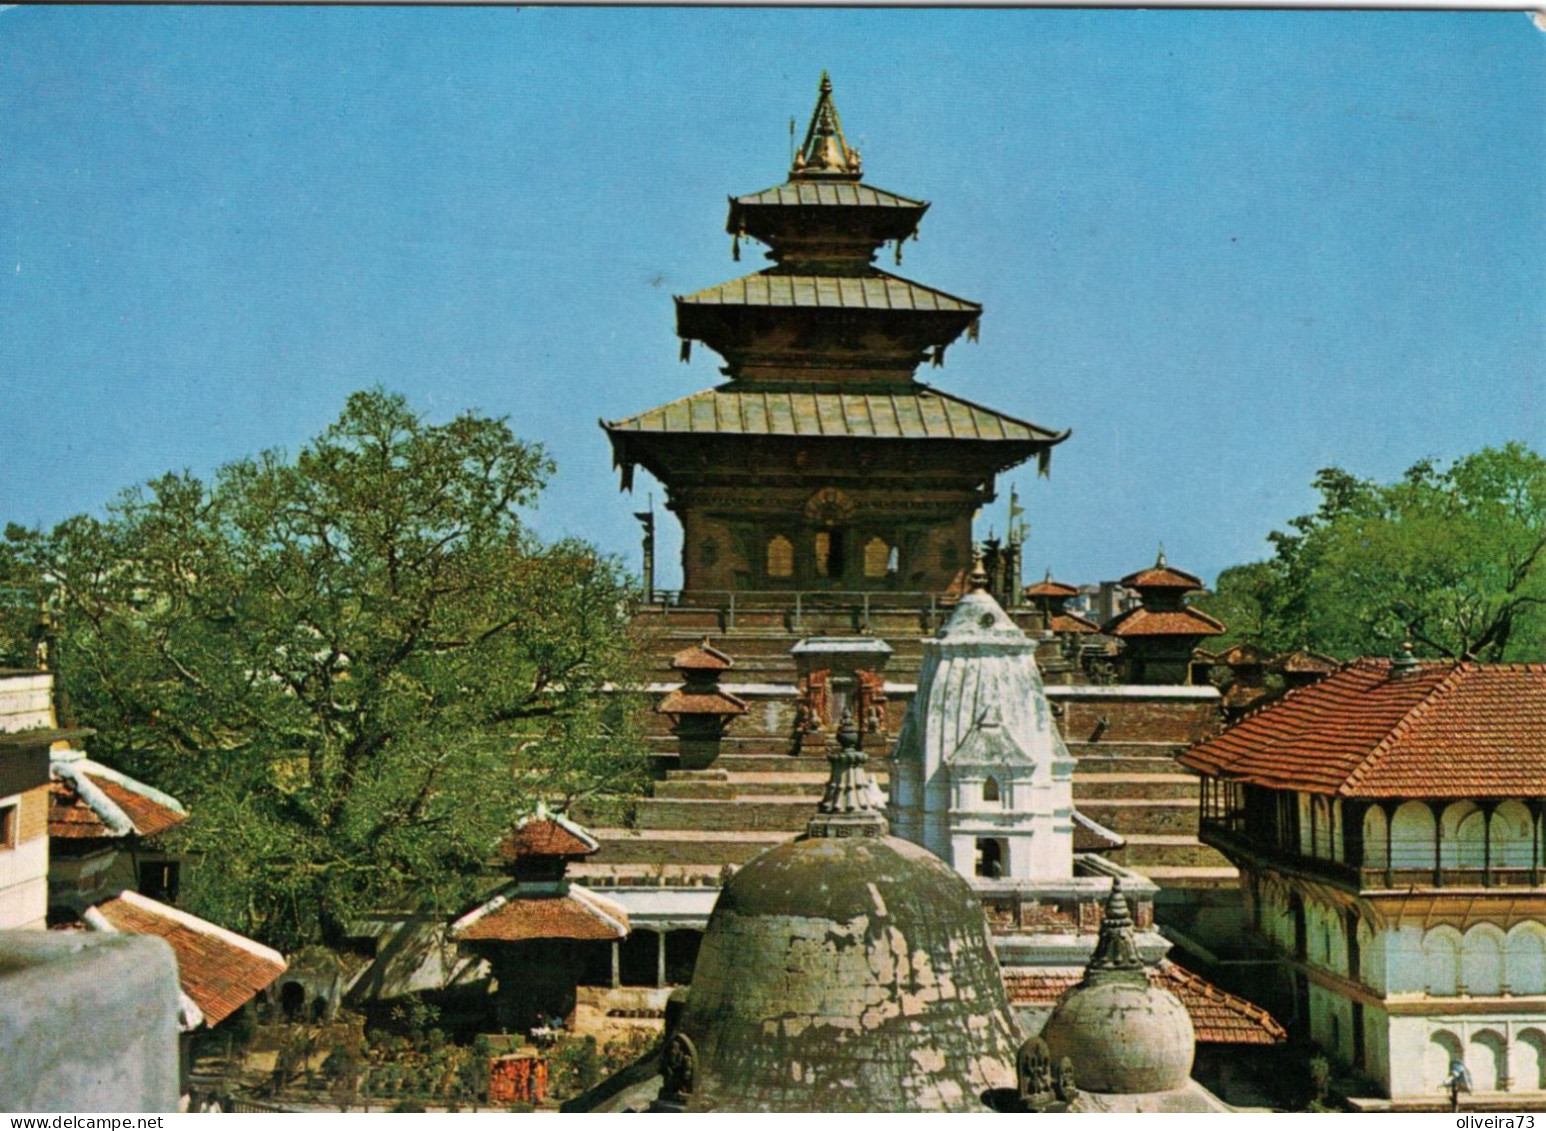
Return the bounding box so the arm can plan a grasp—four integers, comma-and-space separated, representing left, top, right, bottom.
452, 809, 633, 1032
85, 891, 286, 1029
1103, 552, 1224, 684
1181, 655, 1546, 1105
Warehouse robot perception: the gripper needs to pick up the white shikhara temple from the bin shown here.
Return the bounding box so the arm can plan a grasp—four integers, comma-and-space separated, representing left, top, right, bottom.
888, 565, 1077, 883
1185, 657, 1546, 1105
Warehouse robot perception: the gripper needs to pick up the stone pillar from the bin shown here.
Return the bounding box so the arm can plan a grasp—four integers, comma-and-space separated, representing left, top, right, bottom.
656, 930, 667, 989
611, 940, 621, 989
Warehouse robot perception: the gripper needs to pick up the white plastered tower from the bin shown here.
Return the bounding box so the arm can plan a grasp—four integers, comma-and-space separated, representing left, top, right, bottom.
888, 566, 1076, 881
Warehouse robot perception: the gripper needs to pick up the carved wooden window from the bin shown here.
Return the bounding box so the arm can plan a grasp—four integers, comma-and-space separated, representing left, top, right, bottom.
863, 537, 891, 579
766, 535, 794, 579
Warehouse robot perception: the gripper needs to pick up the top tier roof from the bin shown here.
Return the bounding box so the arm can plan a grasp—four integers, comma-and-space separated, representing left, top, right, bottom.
1025, 572, 1080, 599
726, 74, 930, 264
496, 810, 601, 861
671, 638, 735, 673
1180, 660, 1546, 798
733, 182, 925, 211
1121, 552, 1204, 591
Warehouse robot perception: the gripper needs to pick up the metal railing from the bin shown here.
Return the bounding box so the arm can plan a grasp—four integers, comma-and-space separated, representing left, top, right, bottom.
637, 588, 969, 633
1200, 819, 1546, 892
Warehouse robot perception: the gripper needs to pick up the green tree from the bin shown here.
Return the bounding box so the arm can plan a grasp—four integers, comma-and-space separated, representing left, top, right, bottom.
1195, 443, 1546, 661
2, 390, 647, 949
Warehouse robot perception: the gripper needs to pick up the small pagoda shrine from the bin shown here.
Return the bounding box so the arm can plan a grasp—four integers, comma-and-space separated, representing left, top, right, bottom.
451, 809, 630, 1031
1101, 552, 1225, 685
603, 74, 1067, 598
1025, 571, 1100, 637
656, 639, 747, 769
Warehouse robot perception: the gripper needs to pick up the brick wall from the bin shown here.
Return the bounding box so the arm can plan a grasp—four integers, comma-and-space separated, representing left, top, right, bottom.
1055, 696, 1222, 745
16, 784, 48, 845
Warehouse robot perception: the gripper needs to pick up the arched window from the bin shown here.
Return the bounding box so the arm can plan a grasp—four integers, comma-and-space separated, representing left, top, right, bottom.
1470, 1030, 1508, 1092
983, 777, 1001, 805
1391, 801, 1437, 870
1514, 1029, 1546, 1092
1492, 801, 1534, 870
975, 838, 1004, 878
1462, 924, 1505, 996
1441, 801, 1486, 870
1428, 1031, 1464, 1095
1424, 928, 1461, 995
863, 537, 891, 579
1288, 893, 1308, 961
1363, 805, 1389, 869
1508, 925, 1546, 995
766, 535, 794, 579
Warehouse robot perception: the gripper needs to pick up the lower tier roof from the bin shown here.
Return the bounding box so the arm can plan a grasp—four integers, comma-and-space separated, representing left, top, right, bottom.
604, 384, 1066, 445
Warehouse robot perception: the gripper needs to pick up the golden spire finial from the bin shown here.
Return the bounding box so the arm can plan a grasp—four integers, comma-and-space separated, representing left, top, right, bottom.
793, 72, 861, 180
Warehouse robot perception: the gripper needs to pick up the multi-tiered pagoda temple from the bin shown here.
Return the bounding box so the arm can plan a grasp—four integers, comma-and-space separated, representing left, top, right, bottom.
604, 75, 1067, 598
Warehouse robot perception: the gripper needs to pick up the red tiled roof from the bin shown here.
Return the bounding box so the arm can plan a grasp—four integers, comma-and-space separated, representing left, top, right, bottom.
1026, 578, 1079, 599
91, 892, 286, 1026
1103, 606, 1225, 639
1180, 660, 1546, 798
48, 773, 186, 839
657, 688, 749, 717
1120, 564, 1204, 591
1003, 960, 1286, 1045
49, 780, 116, 838
497, 817, 599, 861
1049, 612, 1101, 635
1210, 642, 1268, 667
1271, 649, 1341, 675
93, 776, 185, 837
671, 640, 734, 672
454, 888, 629, 943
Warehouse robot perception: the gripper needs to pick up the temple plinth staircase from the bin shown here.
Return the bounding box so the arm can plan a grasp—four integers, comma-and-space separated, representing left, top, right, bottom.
572, 601, 1235, 892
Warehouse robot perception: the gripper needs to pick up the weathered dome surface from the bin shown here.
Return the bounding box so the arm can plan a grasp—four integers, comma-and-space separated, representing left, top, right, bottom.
1041, 882, 1195, 1095
892, 580, 1071, 773
1041, 979, 1194, 1094
675, 833, 1020, 1111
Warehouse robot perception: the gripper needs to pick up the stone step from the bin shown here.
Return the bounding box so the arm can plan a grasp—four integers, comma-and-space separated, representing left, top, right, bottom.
652, 773, 887, 800
1074, 797, 1199, 836
1134, 865, 1241, 889
1072, 774, 1199, 801
569, 863, 730, 884
651, 779, 737, 800
632, 797, 817, 833
1063, 754, 1193, 772
584, 828, 789, 867
710, 753, 831, 773
1064, 742, 1191, 758
1115, 835, 1234, 869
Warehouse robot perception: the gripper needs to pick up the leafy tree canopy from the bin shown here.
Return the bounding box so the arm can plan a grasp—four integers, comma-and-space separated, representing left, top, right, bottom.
1195, 443, 1546, 662
1, 390, 647, 949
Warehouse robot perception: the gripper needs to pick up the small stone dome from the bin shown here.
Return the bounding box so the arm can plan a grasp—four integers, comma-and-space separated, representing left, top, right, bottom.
1041, 881, 1194, 1095
665, 715, 1020, 1112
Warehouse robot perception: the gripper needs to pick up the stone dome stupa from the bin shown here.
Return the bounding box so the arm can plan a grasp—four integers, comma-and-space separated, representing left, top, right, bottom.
656, 712, 1021, 1112
1040, 879, 1195, 1097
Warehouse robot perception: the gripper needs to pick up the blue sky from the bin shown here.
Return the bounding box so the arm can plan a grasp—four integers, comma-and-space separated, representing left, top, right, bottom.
2, 7, 1542, 588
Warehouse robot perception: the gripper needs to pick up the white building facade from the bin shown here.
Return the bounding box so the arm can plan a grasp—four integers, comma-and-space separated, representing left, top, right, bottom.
1186, 659, 1546, 1105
